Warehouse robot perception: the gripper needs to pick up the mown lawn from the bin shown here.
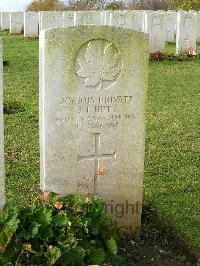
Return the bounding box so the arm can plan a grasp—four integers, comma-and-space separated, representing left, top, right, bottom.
1, 32, 200, 255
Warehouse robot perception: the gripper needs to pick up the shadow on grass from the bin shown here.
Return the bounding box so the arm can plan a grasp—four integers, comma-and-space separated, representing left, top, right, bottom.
4, 100, 25, 115
142, 204, 199, 264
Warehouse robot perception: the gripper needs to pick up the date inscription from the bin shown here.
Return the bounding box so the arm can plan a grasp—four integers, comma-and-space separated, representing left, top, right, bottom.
56, 95, 136, 129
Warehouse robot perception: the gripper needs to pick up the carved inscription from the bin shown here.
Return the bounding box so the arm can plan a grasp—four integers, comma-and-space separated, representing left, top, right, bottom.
75, 39, 122, 90
77, 133, 116, 195
152, 15, 161, 27
57, 95, 136, 129
80, 14, 93, 25
115, 14, 126, 26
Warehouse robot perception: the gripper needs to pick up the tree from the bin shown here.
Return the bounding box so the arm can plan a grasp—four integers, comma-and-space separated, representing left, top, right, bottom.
26, 0, 168, 11
105, 1, 124, 10
26, 0, 125, 11
128, 0, 167, 10
166, 0, 200, 10
27, 0, 66, 11
65, 0, 122, 10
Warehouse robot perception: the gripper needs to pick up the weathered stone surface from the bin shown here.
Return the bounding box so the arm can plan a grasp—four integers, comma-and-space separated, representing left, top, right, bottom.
189, 10, 200, 42
38, 12, 42, 32
10, 12, 24, 35
63, 11, 75, 27
0, 39, 5, 208
176, 11, 197, 54
110, 11, 140, 31
144, 11, 166, 52
24, 12, 38, 38
137, 10, 145, 32
197, 12, 200, 42
40, 11, 64, 31
40, 26, 148, 234
103, 10, 112, 25
75, 11, 103, 25
166, 11, 177, 42
1, 12, 10, 30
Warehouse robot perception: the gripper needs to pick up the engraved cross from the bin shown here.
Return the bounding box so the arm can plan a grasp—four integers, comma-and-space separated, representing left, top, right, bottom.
77, 133, 116, 195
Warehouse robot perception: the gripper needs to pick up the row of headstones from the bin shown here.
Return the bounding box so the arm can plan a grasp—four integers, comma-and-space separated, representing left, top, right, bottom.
0, 10, 200, 54
1, 10, 200, 53
0, 24, 149, 234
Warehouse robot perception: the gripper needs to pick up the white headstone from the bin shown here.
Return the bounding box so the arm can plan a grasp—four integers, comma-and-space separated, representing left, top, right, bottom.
166, 11, 177, 42
10, 12, 24, 35
195, 12, 200, 42
103, 10, 112, 25
63, 11, 75, 27
110, 11, 140, 31
39, 26, 148, 234
38, 12, 42, 32
24, 12, 39, 38
1, 12, 10, 31
75, 11, 103, 26
138, 10, 145, 32
144, 11, 166, 53
40, 11, 64, 31
0, 39, 5, 209
176, 11, 197, 54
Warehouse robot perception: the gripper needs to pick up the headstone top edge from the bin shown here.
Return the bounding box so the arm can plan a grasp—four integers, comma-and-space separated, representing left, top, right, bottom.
40, 25, 149, 40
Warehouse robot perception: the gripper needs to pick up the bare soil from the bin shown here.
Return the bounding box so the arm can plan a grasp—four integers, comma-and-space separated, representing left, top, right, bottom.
118, 206, 198, 266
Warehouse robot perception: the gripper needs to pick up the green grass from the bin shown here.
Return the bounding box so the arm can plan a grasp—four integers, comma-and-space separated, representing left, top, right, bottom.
1, 32, 200, 254
145, 53, 200, 252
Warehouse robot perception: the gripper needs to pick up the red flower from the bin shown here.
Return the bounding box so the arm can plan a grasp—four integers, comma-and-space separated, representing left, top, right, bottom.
97, 168, 105, 175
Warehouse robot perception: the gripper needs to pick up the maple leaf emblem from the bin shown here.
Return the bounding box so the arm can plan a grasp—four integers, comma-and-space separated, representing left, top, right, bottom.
76, 40, 121, 90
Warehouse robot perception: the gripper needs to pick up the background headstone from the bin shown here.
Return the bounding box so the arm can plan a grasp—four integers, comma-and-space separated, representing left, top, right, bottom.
137, 10, 145, 32
144, 11, 166, 53
75, 11, 103, 25
63, 11, 75, 27
176, 11, 197, 54
166, 11, 177, 42
10, 12, 24, 35
40, 26, 148, 234
40, 11, 64, 31
110, 11, 140, 31
38, 12, 42, 32
0, 39, 5, 209
197, 12, 200, 42
24, 12, 39, 38
103, 10, 113, 25
1, 12, 10, 31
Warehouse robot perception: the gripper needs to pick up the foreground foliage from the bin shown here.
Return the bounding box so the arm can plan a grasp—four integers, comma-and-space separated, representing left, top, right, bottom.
0, 193, 122, 265
149, 52, 200, 62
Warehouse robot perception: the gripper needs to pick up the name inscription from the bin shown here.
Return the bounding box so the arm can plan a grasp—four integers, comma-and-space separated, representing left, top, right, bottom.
56, 95, 136, 129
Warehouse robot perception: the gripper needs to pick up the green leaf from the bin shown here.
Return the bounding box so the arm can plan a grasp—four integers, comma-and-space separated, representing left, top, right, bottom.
38, 226, 53, 242
47, 246, 61, 266
53, 214, 71, 227
35, 207, 52, 225
49, 192, 62, 204
91, 226, 99, 236
18, 229, 31, 240
110, 255, 133, 266
61, 247, 85, 266
31, 222, 40, 238
88, 247, 106, 266
0, 208, 19, 253
106, 238, 117, 255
